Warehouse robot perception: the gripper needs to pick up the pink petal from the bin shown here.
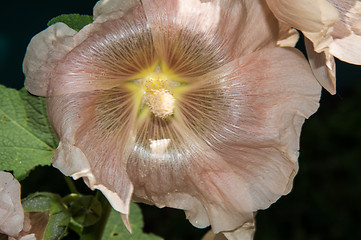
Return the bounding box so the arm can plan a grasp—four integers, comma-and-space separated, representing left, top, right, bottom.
18, 234, 36, 240
29, 0, 322, 235
127, 47, 321, 233
23, 23, 77, 97
93, 0, 140, 23
142, 0, 279, 61
223, 220, 255, 240
47, 92, 134, 217
277, 23, 299, 47
202, 219, 255, 240
328, 0, 361, 64
330, 33, 361, 64
48, 5, 154, 96
266, 0, 339, 54
0, 171, 24, 237
93, 0, 140, 20
266, 0, 339, 32
305, 38, 336, 94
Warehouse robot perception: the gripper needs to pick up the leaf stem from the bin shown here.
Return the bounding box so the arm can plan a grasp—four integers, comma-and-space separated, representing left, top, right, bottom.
64, 176, 78, 193
69, 218, 84, 236
62, 193, 81, 205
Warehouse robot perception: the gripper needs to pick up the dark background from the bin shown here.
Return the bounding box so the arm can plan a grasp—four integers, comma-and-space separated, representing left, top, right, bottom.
1, 1, 361, 239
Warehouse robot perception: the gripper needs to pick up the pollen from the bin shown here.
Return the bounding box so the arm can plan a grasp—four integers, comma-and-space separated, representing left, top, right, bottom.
142, 67, 176, 119
145, 89, 175, 119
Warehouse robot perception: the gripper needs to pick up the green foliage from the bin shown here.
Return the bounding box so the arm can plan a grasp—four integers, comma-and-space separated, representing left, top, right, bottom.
22, 192, 55, 212
70, 195, 102, 227
46, 200, 71, 240
48, 14, 93, 31
102, 203, 163, 240
22, 192, 71, 240
0, 86, 57, 180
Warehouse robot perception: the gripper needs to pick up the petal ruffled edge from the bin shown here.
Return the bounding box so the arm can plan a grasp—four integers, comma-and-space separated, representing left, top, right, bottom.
23, 23, 77, 97
266, 0, 339, 32
9, 234, 37, 240
267, 0, 361, 94
52, 141, 134, 222
18, 234, 36, 240
305, 38, 336, 94
0, 171, 24, 237
202, 217, 255, 240
330, 33, 361, 65
47, 91, 135, 231
266, 0, 339, 53
24, 0, 144, 98
93, 0, 140, 22
277, 23, 299, 47
223, 220, 255, 240
328, 0, 361, 65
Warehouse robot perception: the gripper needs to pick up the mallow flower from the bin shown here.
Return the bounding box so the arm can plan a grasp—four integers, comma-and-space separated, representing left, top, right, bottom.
0, 171, 36, 240
23, 0, 321, 237
266, 0, 361, 94
0, 171, 24, 237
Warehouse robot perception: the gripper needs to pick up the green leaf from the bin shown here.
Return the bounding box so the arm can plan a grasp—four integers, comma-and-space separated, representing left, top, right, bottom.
102, 203, 163, 240
45, 199, 71, 240
22, 192, 55, 212
48, 14, 93, 31
22, 192, 71, 240
0, 86, 58, 180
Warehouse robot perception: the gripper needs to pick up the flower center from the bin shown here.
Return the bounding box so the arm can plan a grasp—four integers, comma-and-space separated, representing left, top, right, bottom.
143, 69, 175, 119
126, 61, 188, 120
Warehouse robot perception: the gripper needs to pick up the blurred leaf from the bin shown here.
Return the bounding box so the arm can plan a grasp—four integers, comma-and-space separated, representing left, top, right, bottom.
102, 203, 163, 240
22, 192, 55, 212
48, 14, 93, 31
22, 192, 70, 240
45, 200, 70, 240
70, 195, 102, 227
0, 86, 57, 180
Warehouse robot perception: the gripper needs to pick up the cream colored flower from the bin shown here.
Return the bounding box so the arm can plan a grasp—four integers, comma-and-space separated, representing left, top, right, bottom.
0, 171, 36, 240
0, 171, 24, 237
23, 0, 321, 236
202, 220, 255, 240
266, 0, 361, 94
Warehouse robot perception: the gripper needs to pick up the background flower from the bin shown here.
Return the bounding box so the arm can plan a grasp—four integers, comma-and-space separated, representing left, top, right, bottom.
0, 172, 37, 240
0, 171, 24, 237
266, 0, 361, 94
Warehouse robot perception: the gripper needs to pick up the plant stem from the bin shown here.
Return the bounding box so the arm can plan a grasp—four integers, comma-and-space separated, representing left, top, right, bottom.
79, 191, 112, 240
64, 176, 78, 193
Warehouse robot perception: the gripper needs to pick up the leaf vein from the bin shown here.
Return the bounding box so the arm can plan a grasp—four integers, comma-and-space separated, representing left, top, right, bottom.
0, 108, 54, 150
